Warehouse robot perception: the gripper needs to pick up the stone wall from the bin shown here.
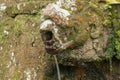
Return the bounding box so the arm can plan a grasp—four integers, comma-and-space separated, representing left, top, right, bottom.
0, 0, 55, 79
0, 0, 120, 80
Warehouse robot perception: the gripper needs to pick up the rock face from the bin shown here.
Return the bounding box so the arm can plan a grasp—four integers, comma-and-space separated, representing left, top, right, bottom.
0, 0, 55, 80
40, 0, 110, 62
0, 0, 120, 80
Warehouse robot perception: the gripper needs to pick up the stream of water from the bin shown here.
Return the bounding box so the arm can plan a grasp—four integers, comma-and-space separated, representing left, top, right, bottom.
54, 55, 61, 80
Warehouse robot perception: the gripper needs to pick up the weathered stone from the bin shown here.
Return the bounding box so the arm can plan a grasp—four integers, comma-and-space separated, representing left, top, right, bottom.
4, 1, 55, 17
82, 39, 93, 53
40, 0, 110, 62
0, 14, 51, 80
0, 0, 120, 80
0, 3, 6, 11
93, 39, 103, 53
90, 27, 102, 39
82, 49, 96, 60
41, 3, 70, 26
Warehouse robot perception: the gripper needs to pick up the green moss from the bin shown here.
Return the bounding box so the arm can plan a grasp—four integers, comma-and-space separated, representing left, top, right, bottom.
106, 33, 116, 59
0, 17, 14, 48
5, 1, 56, 17
11, 71, 21, 79
113, 19, 120, 30
5, 5, 19, 17
0, 17, 19, 78
0, 14, 41, 79
111, 5, 120, 59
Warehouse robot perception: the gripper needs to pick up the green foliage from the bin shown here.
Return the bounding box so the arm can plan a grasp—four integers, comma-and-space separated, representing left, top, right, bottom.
106, 33, 116, 59
106, 33, 115, 72
115, 30, 120, 59
105, 4, 112, 9
105, 6, 115, 59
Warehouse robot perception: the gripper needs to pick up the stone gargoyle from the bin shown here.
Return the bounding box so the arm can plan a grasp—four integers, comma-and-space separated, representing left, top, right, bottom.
40, 0, 111, 64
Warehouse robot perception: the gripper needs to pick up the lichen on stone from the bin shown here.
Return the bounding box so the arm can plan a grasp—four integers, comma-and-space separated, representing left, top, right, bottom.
40, 0, 112, 62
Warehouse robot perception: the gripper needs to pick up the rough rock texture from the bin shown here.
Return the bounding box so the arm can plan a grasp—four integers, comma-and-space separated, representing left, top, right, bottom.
0, 0, 120, 80
0, 15, 47, 80
0, 0, 55, 80
46, 59, 120, 80
40, 0, 110, 62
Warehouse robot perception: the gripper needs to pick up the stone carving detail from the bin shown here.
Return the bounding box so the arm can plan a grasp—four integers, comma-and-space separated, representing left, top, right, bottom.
40, 0, 110, 62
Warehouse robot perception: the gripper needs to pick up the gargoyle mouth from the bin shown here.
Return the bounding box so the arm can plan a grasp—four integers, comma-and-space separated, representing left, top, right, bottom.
40, 20, 74, 54
41, 31, 60, 54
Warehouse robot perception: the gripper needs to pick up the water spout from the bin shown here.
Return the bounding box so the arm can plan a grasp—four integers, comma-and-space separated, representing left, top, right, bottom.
54, 55, 61, 80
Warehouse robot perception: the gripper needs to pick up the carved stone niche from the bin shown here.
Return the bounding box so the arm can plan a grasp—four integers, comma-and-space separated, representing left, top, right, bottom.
40, 0, 111, 64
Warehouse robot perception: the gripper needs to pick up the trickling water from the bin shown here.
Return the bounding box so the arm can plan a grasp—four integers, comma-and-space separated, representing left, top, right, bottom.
54, 55, 61, 80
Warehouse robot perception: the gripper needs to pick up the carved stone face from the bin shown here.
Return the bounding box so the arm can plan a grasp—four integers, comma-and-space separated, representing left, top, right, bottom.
40, 2, 90, 54
40, 1, 110, 61
40, 20, 78, 54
